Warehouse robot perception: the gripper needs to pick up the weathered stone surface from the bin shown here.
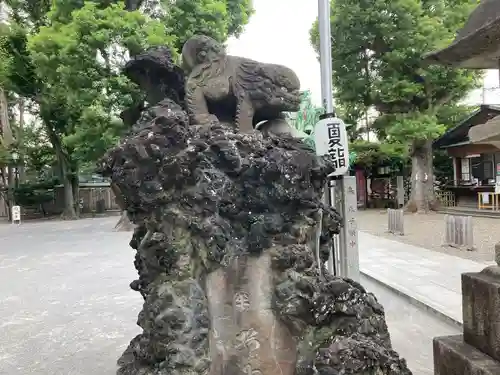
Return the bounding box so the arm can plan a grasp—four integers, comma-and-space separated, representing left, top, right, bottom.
206, 253, 297, 375
182, 35, 302, 132
462, 269, 500, 361
115, 224, 210, 375
434, 335, 500, 375
271, 244, 411, 375
124, 46, 185, 107
120, 45, 185, 129
100, 35, 412, 375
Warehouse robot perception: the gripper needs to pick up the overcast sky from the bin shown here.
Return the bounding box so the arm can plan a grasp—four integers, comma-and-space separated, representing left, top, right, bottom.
226, 0, 322, 104
226, 0, 500, 108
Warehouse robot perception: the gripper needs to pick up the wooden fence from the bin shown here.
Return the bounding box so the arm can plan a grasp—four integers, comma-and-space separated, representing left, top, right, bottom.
0, 186, 120, 219
59, 186, 120, 213
436, 190, 456, 207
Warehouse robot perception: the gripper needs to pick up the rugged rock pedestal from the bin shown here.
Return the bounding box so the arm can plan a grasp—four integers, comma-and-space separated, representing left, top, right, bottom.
433, 243, 500, 374
101, 35, 412, 375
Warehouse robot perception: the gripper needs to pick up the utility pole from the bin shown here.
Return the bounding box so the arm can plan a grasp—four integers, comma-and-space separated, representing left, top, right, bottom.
317, 0, 360, 281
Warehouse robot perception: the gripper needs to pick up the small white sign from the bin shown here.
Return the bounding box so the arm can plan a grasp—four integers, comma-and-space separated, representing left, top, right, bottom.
482, 193, 490, 204
11, 205, 21, 223
313, 117, 350, 176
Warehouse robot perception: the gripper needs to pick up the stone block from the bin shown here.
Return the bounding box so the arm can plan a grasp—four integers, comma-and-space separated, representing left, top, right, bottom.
434, 335, 500, 375
462, 267, 500, 361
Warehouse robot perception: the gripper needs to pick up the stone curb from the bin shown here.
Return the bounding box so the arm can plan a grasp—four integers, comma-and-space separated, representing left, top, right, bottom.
361, 270, 463, 329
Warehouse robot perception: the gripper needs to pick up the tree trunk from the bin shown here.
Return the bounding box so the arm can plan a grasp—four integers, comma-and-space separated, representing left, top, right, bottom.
61, 169, 77, 219
115, 210, 135, 231
17, 99, 25, 182
56, 149, 77, 220
0, 87, 14, 147
71, 171, 80, 216
44, 122, 78, 220
405, 140, 439, 213
5, 166, 13, 221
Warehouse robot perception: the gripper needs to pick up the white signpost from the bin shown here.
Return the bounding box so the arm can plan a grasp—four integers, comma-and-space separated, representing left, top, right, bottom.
11, 205, 21, 224
316, 0, 360, 281
313, 117, 350, 175
313, 116, 359, 280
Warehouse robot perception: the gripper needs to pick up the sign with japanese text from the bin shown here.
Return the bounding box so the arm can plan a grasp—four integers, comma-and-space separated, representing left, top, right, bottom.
11, 205, 21, 223
313, 117, 349, 176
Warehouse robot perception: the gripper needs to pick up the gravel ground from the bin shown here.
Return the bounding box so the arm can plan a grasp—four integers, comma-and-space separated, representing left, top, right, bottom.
357, 209, 499, 262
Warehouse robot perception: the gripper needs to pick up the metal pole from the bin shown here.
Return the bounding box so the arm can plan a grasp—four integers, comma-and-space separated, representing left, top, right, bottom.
318, 0, 334, 113
317, 0, 360, 281
316, 0, 334, 275
327, 183, 336, 274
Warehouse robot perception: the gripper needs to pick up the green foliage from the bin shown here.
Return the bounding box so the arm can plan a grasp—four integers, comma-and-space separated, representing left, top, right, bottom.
64, 106, 125, 162
436, 103, 478, 130
0, 25, 38, 97
0, 142, 10, 165
386, 112, 445, 142
5, 0, 52, 28
162, 0, 253, 51
350, 140, 408, 169
310, 0, 482, 143
433, 149, 453, 186
13, 178, 58, 208
21, 122, 57, 179
24, 1, 175, 164
224, 0, 254, 37
1, 0, 253, 168
289, 90, 324, 134
0, 0, 252, 217
0, 30, 13, 87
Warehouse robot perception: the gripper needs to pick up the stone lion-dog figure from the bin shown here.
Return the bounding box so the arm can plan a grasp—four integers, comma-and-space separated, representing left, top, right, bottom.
182, 35, 302, 133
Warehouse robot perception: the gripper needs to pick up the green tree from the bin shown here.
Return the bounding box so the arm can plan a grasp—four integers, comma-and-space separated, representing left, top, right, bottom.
161, 0, 253, 51
311, 0, 482, 212
349, 140, 408, 171
25, 2, 171, 219
0, 0, 253, 219
291, 90, 324, 134
20, 122, 57, 180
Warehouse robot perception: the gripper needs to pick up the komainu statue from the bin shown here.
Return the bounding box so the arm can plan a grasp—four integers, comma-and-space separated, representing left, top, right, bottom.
182, 35, 302, 132
100, 36, 412, 375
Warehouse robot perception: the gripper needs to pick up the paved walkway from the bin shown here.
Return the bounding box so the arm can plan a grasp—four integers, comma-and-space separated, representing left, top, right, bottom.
360, 275, 458, 375
0, 218, 140, 375
359, 231, 494, 325
0, 218, 454, 375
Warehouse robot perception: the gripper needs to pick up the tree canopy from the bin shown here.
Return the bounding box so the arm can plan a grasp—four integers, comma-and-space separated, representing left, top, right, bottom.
310, 0, 482, 211
0, 0, 253, 218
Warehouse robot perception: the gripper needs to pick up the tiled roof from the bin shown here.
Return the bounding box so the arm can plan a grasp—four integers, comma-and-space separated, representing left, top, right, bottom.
424, 0, 500, 68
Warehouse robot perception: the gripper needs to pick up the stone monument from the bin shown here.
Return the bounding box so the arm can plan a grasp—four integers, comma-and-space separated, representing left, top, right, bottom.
100, 35, 412, 375
433, 244, 500, 374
